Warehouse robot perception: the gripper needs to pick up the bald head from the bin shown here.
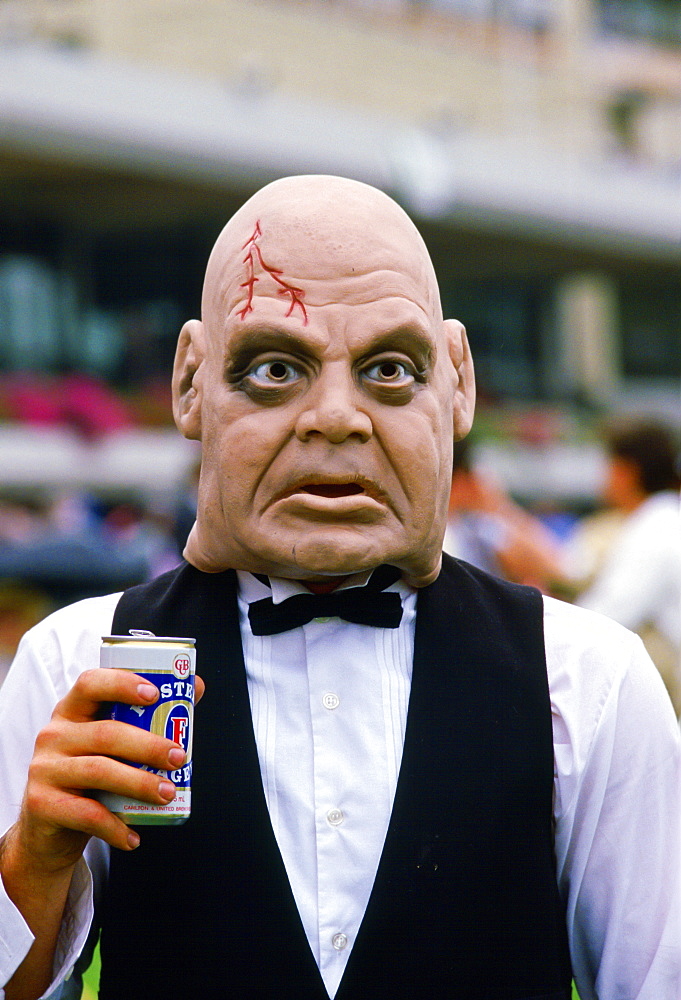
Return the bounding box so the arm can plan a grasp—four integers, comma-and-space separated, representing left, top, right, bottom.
173, 174, 475, 585
201, 175, 442, 340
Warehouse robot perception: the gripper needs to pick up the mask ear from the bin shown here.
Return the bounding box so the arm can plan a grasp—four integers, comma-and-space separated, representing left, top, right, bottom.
443, 319, 476, 440
172, 319, 206, 441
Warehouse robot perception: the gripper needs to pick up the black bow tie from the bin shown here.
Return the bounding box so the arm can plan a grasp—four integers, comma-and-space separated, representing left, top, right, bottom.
248, 565, 403, 636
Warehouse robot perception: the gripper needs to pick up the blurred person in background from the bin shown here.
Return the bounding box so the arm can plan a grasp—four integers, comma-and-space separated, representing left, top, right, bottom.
573, 418, 681, 713
443, 436, 564, 591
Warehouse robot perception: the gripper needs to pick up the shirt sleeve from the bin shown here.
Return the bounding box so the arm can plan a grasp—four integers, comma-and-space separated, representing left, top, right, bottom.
0, 857, 96, 1000
546, 597, 680, 1000
0, 595, 118, 996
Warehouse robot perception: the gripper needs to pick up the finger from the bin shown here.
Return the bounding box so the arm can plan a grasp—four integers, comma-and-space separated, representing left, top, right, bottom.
24, 785, 145, 853
194, 674, 205, 704
34, 719, 186, 772
40, 755, 179, 807
54, 668, 160, 724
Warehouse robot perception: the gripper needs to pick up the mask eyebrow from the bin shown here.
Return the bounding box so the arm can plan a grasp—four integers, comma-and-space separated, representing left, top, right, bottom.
224, 326, 315, 380
357, 326, 434, 375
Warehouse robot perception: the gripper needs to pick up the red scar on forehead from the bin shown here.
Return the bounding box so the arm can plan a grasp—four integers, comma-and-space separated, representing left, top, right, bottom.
238, 220, 308, 324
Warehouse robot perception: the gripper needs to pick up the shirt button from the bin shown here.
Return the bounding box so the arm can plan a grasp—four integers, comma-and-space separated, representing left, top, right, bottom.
332, 932, 348, 951
322, 692, 340, 710
314, 616, 331, 623
326, 807, 344, 826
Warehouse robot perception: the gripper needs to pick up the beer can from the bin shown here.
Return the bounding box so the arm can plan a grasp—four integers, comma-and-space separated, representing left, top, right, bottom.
97, 631, 196, 825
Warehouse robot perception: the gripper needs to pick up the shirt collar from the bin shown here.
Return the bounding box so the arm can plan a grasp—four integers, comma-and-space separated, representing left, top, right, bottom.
237, 568, 411, 606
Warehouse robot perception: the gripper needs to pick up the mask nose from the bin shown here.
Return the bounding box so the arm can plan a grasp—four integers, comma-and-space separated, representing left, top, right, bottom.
295, 371, 372, 444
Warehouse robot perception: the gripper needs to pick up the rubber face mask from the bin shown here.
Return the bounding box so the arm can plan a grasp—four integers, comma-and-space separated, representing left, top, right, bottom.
173, 175, 475, 587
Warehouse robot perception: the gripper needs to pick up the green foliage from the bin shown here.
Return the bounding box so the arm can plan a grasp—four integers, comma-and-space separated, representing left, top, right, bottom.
80, 942, 100, 1000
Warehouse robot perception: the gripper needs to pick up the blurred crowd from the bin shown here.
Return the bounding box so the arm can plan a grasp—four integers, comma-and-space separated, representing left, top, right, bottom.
444, 416, 681, 715
0, 415, 679, 718
0, 463, 199, 683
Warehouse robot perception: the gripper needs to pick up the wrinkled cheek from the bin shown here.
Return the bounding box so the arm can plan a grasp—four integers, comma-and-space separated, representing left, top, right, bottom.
400, 419, 452, 531
197, 466, 230, 533
198, 433, 252, 527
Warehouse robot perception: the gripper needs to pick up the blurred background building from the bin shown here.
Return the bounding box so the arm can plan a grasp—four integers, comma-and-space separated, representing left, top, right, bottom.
0, 0, 679, 676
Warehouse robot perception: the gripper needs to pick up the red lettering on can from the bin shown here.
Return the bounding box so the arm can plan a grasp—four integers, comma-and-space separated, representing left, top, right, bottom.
173, 654, 191, 679
171, 716, 189, 748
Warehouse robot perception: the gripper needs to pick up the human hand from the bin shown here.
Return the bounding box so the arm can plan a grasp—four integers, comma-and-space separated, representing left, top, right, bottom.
2, 668, 206, 878
0, 667, 206, 1000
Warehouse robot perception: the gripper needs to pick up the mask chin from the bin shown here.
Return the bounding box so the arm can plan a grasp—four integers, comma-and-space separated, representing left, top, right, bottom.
183, 506, 447, 588
183, 522, 231, 573
396, 546, 443, 589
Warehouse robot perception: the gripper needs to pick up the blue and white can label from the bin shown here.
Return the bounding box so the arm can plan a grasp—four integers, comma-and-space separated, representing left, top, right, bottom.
97, 633, 196, 825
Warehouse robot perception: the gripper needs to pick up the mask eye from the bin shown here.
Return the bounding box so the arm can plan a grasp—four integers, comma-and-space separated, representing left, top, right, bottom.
250, 360, 300, 384
364, 360, 413, 384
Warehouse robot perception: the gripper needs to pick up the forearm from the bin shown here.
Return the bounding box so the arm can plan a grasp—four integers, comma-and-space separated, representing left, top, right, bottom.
0, 826, 76, 1000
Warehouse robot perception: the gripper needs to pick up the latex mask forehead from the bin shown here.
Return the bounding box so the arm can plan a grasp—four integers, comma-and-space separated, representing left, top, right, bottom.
201, 174, 443, 336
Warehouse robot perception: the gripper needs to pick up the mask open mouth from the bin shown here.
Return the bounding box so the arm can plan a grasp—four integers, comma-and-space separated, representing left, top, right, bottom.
301, 484, 364, 498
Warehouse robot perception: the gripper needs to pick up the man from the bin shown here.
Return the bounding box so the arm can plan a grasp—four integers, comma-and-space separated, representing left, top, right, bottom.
443, 437, 564, 589
575, 418, 681, 713
0, 176, 678, 1000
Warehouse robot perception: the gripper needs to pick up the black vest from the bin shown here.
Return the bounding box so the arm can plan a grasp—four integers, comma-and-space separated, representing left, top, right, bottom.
98, 556, 572, 999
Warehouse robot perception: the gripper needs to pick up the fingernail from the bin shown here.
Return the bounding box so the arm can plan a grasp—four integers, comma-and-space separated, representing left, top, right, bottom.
137, 683, 158, 702
168, 747, 186, 767
159, 780, 176, 801
127, 832, 140, 849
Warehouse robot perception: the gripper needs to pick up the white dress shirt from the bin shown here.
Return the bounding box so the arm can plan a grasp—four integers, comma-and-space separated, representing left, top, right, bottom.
577, 491, 681, 649
0, 572, 679, 1000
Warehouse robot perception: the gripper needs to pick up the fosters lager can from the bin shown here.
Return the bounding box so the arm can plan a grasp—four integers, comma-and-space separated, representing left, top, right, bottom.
98, 632, 196, 825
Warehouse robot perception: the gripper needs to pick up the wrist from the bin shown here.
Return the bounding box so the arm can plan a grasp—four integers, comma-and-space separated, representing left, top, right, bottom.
0, 824, 80, 902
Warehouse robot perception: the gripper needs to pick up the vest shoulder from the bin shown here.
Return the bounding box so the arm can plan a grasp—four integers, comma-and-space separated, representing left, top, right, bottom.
438, 553, 543, 608
116, 562, 236, 607
117, 560, 188, 602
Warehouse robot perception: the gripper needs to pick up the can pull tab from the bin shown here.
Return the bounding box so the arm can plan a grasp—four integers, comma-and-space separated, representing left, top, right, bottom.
128, 629, 156, 637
